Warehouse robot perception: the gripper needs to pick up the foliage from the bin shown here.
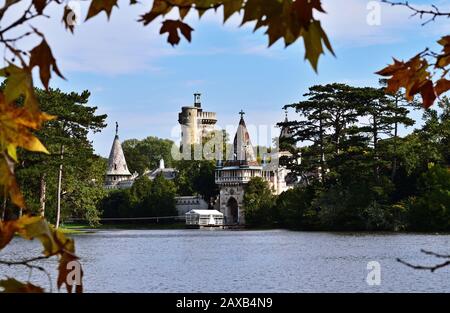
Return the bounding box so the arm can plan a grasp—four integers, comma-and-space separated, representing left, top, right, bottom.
274, 83, 448, 231
122, 136, 175, 175
101, 174, 177, 219
0, 215, 83, 293
407, 164, 450, 232
174, 160, 218, 204
275, 185, 318, 229
243, 177, 275, 227
10, 88, 107, 224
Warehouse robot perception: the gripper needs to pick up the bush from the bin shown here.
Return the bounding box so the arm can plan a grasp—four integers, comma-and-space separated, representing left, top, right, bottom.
276, 186, 318, 230
407, 164, 450, 231
244, 177, 276, 227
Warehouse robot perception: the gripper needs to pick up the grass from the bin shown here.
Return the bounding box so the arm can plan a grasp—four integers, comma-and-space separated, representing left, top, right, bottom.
61, 222, 186, 232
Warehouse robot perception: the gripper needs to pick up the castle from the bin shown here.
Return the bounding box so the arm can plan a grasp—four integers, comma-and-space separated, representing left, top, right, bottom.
104, 94, 295, 224
178, 93, 217, 149
215, 111, 294, 225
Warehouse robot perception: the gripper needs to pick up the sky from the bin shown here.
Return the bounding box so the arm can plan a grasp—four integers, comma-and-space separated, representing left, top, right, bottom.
5, 0, 450, 157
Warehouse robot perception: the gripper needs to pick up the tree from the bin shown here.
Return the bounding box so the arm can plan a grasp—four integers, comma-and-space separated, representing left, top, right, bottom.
12, 88, 107, 226
174, 160, 218, 204
243, 177, 275, 227
139, 174, 177, 217
407, 164, 450, 232
123, 136, 174, 175
276, 185, 318, 229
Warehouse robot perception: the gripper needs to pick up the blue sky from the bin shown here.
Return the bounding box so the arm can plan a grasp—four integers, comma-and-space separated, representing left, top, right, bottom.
18, 0, 450, 157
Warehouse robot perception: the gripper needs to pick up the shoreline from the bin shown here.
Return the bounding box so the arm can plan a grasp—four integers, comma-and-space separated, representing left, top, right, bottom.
61, 223, 450, 235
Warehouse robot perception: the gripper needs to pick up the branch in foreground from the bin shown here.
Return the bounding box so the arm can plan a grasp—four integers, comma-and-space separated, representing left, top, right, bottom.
0, 256, 53, 292
381, 0, 450, 25
397, 249, 450, 272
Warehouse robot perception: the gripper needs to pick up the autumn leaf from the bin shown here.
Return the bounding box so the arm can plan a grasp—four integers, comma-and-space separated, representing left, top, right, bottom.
160, 20, 194, 46
86, 0, 118, 21
0, 278, 44, 293
0, 64, 33, 104
62, 5, 76, 33
0, 152, 24, 208
0, 214, 22, 249
16, 215, 59, 256
223, 0, 243, 22
29, 39, 65, 90
435, 78, 450, 96
302, 20, 334, 72
436, 36, 450, 68
32, 0, 47, 14
139, 0, 173, 26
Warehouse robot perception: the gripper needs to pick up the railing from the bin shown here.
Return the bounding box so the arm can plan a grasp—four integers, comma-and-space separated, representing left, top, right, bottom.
215, 176, 252, 184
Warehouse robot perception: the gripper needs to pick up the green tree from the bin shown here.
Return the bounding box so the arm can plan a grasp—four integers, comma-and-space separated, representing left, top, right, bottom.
122, 136, 174, 175
408, 164, 450, 232
243, 177, 275, 227
12, 88, 107, 225
174, 160, 218, 205
276, 185, 318, 229
139, 174, 177, 217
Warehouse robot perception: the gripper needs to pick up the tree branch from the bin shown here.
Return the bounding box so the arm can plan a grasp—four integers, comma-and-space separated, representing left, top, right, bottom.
397, 249, 450, 272
381, 1, 450, 25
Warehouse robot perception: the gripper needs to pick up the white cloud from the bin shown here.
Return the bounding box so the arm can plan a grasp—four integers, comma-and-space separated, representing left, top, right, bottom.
319, 0, 450, 47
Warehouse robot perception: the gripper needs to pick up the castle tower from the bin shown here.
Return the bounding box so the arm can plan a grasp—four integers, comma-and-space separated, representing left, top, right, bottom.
104, 122, 132, 189
178, 93, 217, 150
215, 111, 262, 225
233, 110, 257, 163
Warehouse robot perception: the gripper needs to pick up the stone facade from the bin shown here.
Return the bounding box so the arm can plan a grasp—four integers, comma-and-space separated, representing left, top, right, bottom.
178, 93, 217, 149
215, 112, 295, 225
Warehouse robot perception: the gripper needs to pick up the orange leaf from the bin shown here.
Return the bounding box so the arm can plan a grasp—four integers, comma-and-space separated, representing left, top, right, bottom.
435, 78, 450, 96
29, 39, 64, 90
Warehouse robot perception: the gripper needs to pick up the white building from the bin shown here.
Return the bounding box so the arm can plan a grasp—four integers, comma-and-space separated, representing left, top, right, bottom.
176, 196, 209, 216
185, 209, 224, 228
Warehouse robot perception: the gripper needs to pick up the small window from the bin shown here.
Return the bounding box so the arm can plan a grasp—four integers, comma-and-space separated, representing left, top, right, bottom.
114, 163, 117, 170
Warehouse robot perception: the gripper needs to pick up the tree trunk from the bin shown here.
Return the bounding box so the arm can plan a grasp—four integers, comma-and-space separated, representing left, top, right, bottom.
39, 173, 46, 217
391, 98, 399, 181
372, 113, 380, 181
56, 144, 64, 229
319, 113, 326, 184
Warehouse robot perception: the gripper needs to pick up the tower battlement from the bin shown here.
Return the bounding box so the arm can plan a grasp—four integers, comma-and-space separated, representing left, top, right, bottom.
178, 94, 217, 147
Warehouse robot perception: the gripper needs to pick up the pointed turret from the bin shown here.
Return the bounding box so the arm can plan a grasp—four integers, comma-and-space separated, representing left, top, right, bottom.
279, 110, 293, 140
233, 110, 257, 164
104, 122, 132, 189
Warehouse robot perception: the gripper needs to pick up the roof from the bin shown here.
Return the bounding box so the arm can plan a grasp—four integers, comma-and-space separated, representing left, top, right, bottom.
225, 114, 258, 166
186, 210, 223, 216
106, 134, 132, 176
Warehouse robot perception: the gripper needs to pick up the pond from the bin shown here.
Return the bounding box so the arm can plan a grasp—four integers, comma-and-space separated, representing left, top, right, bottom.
2, 229, 450, 292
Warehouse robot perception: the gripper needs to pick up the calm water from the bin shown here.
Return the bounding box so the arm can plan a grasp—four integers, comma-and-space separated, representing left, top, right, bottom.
2, 229, 450, 292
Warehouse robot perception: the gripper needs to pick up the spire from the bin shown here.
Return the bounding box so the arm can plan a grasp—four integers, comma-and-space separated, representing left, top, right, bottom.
233, 111, 256, 163
280, 109, 293, 140
106, 123, 131, 176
